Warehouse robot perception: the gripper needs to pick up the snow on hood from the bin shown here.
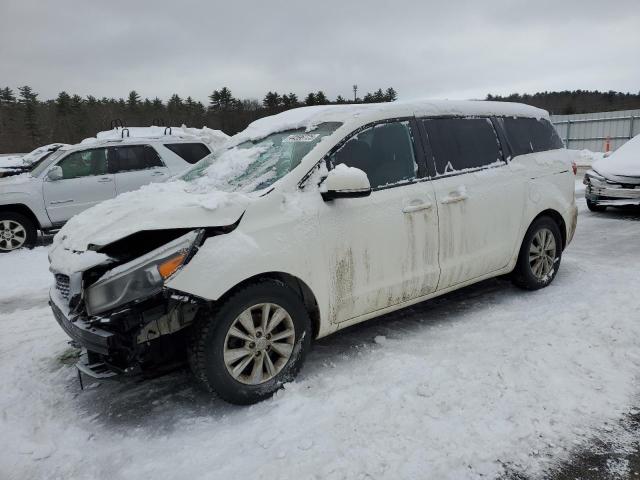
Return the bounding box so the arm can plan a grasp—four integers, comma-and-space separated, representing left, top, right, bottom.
79, 126, 229, 151
0, 144, 70, 168
593, 134, 640, 178
53, 181, 252, 252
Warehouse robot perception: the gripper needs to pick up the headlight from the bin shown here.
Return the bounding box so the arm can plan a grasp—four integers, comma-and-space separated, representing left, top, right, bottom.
583, 170, 605, 186
85, 230, 200, 316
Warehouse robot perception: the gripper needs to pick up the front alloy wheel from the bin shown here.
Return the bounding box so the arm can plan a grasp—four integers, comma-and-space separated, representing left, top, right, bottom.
0, 213, 37, 252
223, 303, 296, 385
188, 279, 312, 405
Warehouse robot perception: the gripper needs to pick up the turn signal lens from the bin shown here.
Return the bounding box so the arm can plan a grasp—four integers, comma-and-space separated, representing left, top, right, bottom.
157, 253, 187, 279
571, 161, 577, 175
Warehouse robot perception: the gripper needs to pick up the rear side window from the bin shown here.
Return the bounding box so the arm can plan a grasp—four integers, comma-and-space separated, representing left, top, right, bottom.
501, 117, 564, 156
422, 118, 502, 175
164, 143, 211, 164
109, 145, 163, 173
330, 121, 418, 189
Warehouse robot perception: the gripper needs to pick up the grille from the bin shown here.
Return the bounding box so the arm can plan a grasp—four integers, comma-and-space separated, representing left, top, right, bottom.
55, 274, 70, 300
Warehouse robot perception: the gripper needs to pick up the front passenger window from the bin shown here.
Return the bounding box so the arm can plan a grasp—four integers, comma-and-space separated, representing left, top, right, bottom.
57, 149, 108, 179
330, 121, 417, 189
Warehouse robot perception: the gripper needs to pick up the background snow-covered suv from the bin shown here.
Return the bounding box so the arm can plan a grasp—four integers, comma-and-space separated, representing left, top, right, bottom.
49, 100, 577, 405
0, 128, 226, 252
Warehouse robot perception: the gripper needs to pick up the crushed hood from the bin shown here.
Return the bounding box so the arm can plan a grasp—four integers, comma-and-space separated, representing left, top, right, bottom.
53, 180, 253, 253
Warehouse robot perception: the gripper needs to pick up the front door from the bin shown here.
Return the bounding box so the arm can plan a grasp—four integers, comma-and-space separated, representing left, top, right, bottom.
420, 117, 526, 290
43, 147, 116, 224
320, 120, 440, 323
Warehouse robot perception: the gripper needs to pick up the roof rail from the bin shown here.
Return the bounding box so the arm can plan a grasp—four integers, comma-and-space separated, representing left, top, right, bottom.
164, 126, 172, 136
121, 128, 130, 138
110, 119, 124, 130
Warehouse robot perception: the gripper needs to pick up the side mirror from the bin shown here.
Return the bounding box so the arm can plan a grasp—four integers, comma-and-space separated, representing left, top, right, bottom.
46, 166, 63, 181
321, 164, 372, 201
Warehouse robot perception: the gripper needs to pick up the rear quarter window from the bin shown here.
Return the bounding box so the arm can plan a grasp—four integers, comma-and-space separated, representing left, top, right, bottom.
164, 143, 211, 164
501, 117, 564, 156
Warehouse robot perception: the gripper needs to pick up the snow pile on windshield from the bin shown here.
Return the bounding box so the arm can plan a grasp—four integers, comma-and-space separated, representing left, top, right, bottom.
80, 126, 230, 150
593, 134, 640, 177
51, 147, 268, 252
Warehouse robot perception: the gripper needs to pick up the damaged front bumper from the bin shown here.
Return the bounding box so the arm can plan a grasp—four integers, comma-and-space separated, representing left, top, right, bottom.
584, 173, 640, 206
50, 288, 199, 380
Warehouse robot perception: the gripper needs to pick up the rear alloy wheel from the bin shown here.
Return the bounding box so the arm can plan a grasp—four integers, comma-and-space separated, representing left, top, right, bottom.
188, 280, 312, 405
0, 213, 37, 252
512, 217, 562, 290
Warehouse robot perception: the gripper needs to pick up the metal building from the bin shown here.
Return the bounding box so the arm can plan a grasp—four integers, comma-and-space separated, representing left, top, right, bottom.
550, 109, 640, 152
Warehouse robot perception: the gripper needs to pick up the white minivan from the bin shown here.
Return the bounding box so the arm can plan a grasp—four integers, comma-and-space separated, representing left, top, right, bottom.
49, 100, 577, 404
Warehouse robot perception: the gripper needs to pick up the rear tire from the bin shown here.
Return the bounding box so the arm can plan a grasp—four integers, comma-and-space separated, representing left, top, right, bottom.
512, 216, 562, 290
188, 279, 312, 405
0, 212, 37, 252
586, 199, 607, 212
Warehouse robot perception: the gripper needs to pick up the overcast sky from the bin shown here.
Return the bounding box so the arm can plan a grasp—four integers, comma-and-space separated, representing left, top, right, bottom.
1, 0, 639, 103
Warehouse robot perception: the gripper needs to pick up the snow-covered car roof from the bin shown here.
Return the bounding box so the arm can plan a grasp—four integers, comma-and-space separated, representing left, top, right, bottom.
593, 134, 640, 178
70, 126, 230, 152
231, 99, 548, 146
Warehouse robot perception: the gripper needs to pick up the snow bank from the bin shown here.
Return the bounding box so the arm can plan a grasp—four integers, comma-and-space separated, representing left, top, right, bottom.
593, 134, 640, 177
575, 149, 605, 167
4, 201, 640, 479
0, 247, 51, 307
80, 126, 229, 151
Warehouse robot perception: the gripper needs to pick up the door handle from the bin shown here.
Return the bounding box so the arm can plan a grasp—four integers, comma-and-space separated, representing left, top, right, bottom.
441, 192, 468, 204
151, 171, 166, 176
402, 201, 433, 214
49, 199, 74, 205
97, 177, 113, 183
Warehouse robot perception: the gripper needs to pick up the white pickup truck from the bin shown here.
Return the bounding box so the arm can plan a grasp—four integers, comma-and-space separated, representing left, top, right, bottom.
0, 131, 224, 252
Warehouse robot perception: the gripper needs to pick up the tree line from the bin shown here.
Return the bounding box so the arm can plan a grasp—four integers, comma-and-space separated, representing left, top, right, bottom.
487, 90, 640, 115
0, 86, 397, 153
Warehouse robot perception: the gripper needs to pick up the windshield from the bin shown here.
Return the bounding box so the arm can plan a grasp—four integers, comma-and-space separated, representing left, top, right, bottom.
180, 122, 341, 192
30, 149, 66, 177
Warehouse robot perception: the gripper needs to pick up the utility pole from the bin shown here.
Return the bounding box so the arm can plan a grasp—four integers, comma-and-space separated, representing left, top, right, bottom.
353, 85, 358, 103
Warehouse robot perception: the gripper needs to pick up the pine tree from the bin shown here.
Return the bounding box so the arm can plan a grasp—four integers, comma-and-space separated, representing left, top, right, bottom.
127, 90, 141, 109
263, 91, 281, 109
373, 88, 385, 102
305, 93, 316, 106
335, 95, 346, 104
315, 91, 328, 105
209, 87, 235, 111
0, 87, 16, 104
18, 86, 40, 144
384, 87, 397, 102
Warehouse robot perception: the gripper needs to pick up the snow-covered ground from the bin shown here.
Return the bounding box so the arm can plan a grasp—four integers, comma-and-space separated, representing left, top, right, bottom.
1, 190, 639, 479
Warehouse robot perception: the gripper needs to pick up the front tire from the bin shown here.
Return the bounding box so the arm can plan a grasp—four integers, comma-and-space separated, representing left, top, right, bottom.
512, 217, 562, 290
0, 213, 37, 252
586, 199, 607, 212
188, 279, 312, 405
